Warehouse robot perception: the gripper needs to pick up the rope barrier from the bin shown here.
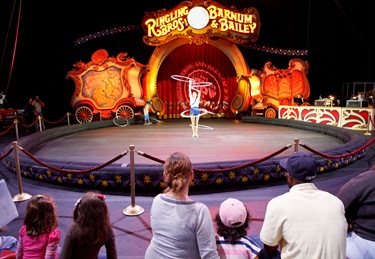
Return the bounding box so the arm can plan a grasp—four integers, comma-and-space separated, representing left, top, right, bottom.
2, 136, 373, 178
136, 150, 165, 164
192, 144, 292, 173
42, 114, 68, 124
0, 147, 13, 160
299, 137, 375, 159
0, 123, 15, 135
19, 147, 129, 174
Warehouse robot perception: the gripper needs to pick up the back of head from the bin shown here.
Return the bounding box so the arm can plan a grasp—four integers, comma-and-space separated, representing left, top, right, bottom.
163, 152, 192, 192
24, 194, 58, 236
279, 152, 318, 182
72, 192, 111, 244
215, 198, 250, 243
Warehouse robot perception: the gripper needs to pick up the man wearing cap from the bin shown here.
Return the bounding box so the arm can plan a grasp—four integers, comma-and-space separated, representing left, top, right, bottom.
259, 152, 347, 259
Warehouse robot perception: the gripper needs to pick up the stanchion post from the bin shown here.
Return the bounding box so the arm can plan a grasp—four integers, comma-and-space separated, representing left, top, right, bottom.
12, 141, 32, 202
14, 119, 19, 141
67, 112, 71, 126
364, 114, 371, 136
294, 138, 299, 152
123, 145, 144, 216
38, 116, 43, 132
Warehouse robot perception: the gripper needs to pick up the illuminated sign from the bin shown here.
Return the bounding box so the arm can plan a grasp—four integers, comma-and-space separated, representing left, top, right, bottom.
142, 0, 260, 46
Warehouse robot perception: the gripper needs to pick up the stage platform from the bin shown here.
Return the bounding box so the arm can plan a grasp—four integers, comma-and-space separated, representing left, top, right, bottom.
2, 117, 372, 192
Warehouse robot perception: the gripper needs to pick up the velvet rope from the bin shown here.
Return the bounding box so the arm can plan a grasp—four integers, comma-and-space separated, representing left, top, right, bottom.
136, 151, 165, 164
138, 145, 293, 173
42, 114, 67, 124
0, 147, 14, 160
192, 144, 291, 173
0, 123, 14, 135
299, 137, 375, 159
19, 147, 128, 174
17, 117, 38, 128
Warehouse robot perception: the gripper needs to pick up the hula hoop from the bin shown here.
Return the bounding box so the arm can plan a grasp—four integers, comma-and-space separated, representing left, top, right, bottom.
191, 81, 212, 87
189, 124, 214, 130
113, 117, 130, 127
170, 75, 193, 83
180, 108, 210, 118
150, 117, 164, 123
170, 75, 212, 87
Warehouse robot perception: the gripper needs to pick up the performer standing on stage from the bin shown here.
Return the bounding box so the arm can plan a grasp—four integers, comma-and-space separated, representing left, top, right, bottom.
189, 79, 201, 137
143, 100, 152, 125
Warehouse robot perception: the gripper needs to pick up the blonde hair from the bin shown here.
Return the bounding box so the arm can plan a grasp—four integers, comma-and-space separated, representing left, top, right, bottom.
163, 152, 192, 192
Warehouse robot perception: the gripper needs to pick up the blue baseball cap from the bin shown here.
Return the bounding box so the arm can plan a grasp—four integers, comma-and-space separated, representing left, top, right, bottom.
279, 152, 317, 181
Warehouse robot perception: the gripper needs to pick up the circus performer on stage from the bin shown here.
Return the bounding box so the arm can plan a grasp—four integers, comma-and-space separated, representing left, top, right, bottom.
189, 79, 201, 137
143, 100, 152, 125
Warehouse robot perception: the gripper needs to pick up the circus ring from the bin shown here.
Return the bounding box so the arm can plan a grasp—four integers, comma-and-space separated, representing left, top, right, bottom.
1, 117, 370, 194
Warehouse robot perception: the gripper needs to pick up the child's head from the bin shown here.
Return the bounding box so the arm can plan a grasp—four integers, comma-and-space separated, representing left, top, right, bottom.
73, 192, 108, 223
24, 194, 58, 236
215, 198, 250, 243
72, 192, 111, 245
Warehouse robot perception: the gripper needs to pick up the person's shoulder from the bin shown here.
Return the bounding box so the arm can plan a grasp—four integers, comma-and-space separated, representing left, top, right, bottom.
48, 228, 61, 241
19, 225, 27, 235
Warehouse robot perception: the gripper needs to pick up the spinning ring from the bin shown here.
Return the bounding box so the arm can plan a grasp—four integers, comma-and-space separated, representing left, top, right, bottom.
113, 117, 130, 127
180, 108, 209, 118
171, 75, 212, 87
170, 75, 193, 83
191, 81, 212, 87
189, 124, 214, 130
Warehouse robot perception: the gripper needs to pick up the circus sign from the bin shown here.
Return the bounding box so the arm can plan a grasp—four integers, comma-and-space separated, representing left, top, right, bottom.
142, 0, 260, 46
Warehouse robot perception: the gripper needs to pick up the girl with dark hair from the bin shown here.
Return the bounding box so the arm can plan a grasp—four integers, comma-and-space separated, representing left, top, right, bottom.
16, 194, 60, 259
59, 191, 117, 259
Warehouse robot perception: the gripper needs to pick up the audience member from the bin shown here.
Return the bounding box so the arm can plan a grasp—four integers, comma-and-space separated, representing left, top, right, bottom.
0, 179, 19, 253
0, 226, 18, 252
59, 191, 117, 259
16, 194, 60, 259
259, 152, 347, 259
24, 97, 36, 134
0, 91, 6, 108
293, 94, 303, 106
336, 168, 375, 259
32, 95, 45, 131
144, 152, 219, 259
215, 198, 262, 258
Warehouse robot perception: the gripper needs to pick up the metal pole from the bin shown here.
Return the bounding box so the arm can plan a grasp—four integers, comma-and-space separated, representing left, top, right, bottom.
12, 141, 32, 202
67, 112, 70, 126
38, 115, 42, 132
14, 119, 19, 141
123, 145, 144, 216
294, 138, 299, 152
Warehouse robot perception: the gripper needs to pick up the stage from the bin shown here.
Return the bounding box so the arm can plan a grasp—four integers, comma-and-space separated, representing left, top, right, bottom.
2, 117, 371, 192
30, 118, 344, 164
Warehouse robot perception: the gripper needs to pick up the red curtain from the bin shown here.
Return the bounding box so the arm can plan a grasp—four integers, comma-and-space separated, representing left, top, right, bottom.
156, 44, 238, 118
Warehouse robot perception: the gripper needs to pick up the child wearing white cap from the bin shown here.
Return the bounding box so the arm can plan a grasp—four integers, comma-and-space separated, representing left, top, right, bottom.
215, 198, 262, 258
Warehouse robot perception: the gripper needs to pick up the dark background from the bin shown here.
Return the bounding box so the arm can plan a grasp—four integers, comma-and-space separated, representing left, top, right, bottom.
1, 0, 374, 120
